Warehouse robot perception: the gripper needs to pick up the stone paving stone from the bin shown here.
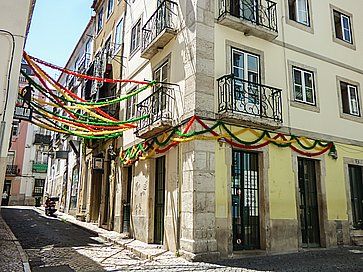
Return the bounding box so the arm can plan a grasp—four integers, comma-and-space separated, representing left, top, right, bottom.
2, 207, 363, 272
0, 213, 26, 272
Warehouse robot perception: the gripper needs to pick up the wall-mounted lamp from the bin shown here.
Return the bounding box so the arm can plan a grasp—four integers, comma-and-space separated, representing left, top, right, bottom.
328, 145, 338, 160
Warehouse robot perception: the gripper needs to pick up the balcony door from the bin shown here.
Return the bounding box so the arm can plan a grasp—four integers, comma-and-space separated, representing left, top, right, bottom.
153, 61, 169, 117
348, 165, 363, 230
230, 0, 257, 22
232, 48, 260, 116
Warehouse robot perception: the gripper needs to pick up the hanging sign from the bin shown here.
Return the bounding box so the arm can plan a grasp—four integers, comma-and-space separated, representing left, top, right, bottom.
13, 105, 32, 121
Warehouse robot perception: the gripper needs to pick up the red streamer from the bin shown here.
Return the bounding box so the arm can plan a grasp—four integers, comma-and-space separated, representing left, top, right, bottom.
27, 52, 150, 85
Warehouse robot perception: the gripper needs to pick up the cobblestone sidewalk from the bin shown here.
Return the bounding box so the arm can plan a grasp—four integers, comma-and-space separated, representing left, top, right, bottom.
0, 211, 30, 272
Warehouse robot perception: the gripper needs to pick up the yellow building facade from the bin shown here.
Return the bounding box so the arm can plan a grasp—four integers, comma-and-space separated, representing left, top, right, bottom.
75, 0, 363, 260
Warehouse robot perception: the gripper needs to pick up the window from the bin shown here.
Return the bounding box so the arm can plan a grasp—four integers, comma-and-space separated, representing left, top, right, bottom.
288, 0, 310, 26
153, 61, 169, 112
7, 151, 15, 166
126, 87, 137, 120
33, 179, 45, 197
114, 18, 123, 53
292, 67, 315, 105
12, 122, 19, 136
333, 10, 352, 44
340, 81, 360, 116
232, 48, 260, 105
130, 19, 141, 54
107, 0, 114, 18
97, 8, 104, 33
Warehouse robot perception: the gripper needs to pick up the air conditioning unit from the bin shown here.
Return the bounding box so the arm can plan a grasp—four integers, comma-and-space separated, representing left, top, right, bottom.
93, 158, 104, 170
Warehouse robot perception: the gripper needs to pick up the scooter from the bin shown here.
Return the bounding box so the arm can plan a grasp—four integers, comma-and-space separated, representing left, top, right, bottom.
44, 196, 58, 216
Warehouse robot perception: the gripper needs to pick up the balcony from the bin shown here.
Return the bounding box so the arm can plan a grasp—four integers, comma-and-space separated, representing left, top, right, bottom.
141, 0, 178, 59
217, 74, 282, 127
32, 162, 48, 173
77, 52, 91, 74
218, 0, 278, 41
6, 165, 18, 176
135, 85, 176, 139
34, 133, 51, 145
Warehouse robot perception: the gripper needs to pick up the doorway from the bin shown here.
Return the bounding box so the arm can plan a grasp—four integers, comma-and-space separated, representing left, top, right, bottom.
298, 158, 321, 247
348, 165, 363, 229
154, 156, 166, 244
1, 180, 11, 206
232, 150, 260, 250
122, 166, 132, 234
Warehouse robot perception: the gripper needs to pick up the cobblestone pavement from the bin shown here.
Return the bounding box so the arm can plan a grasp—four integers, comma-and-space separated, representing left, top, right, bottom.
2, 207, 363, 272
0, 212, 25, 272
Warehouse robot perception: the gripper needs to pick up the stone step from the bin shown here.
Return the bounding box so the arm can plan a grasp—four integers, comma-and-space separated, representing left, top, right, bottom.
351, 235, 363, 246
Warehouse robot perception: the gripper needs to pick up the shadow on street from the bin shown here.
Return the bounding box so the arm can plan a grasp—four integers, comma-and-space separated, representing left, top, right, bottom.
1, 207, 106, 272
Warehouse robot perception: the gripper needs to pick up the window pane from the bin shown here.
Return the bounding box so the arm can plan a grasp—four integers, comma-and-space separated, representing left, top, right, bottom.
304, 72, 313, 88
297, 0, 309, 25
288, 0, 296, 21
233, 52, 244, 69
342, 16, 350, 29
293, 69, 302, 85
233, 67, 243, 79
305, 87, 314, 103
247, 55, 258, 73
343, 29, 351, 43
340, 82, 350, 114
334, 11, 343, 40
294, 85, 303, 101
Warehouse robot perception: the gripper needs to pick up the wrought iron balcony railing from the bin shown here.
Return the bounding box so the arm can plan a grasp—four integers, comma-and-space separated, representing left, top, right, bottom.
136, 85, 175, 136
141, 0, 178, 58
218, 74, 282, 122
77, 52, 91, 74
34, 133, 51, 145
219, 0, 278, 33
6, 165, 18, 176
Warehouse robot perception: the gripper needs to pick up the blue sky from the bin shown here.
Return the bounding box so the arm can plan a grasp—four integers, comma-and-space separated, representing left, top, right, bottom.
25, 0, 93, 78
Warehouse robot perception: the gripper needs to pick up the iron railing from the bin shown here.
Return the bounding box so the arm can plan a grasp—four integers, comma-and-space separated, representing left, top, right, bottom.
219, 0, 278, 32
77, 52, 91, 73
136, 85, 175, 133
6, 165, 18, 176
217, 74, 282, 122
142, 0, 178, 51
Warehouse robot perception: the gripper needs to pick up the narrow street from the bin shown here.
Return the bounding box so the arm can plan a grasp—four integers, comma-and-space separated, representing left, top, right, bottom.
0, 207, 362, 272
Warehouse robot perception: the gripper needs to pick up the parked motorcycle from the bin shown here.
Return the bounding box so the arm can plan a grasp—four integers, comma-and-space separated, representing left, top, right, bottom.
44, 196, 59, 216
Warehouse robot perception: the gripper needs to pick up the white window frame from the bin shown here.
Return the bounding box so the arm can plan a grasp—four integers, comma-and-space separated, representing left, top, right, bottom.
292, 67, 315, 105
107, 0, 114, 19
126, 87, 137, 120
295, 0, 309, 26
341, 83, 360, 117
347, 85, 359, 116
340, 14, 352, 43
97, 8, 104, 33
130, 19, 141, 54
114, 17, 123, 54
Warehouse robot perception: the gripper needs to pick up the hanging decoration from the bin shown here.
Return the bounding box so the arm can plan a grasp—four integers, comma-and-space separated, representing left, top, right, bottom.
19, 51, 156, 139
120, 116, 336, 165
